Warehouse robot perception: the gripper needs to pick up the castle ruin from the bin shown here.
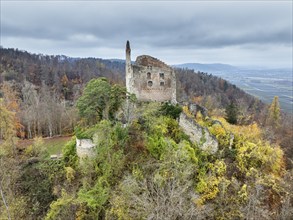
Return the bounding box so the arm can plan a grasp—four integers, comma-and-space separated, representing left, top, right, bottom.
125, 41, 177, 103
75, 42, 219, 159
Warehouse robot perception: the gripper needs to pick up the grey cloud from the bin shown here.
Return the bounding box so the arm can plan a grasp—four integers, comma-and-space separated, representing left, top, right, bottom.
0, 1, 292, 67
2, 2, 290, 42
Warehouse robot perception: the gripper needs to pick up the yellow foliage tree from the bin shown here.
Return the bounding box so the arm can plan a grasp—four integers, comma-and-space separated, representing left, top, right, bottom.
0, 82, 23, 138
0, 99, 17, 155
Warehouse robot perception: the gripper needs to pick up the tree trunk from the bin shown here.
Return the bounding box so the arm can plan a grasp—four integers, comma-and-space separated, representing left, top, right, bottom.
28, 123, 32, 139
0, 182, 11, 220
48, 123, 53, 137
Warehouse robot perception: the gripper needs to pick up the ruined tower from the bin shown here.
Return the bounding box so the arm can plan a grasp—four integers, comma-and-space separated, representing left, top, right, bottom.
125, 40, 133, 94
125, 41, 177, 103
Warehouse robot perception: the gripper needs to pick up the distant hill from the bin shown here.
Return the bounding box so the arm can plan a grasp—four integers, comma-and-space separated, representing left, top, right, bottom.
108, 58, 125, 63
174, 63, 239, 73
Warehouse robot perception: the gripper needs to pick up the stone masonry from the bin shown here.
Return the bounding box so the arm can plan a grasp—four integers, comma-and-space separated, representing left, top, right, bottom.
76, 138, 95, 158
125, 41, 176, 103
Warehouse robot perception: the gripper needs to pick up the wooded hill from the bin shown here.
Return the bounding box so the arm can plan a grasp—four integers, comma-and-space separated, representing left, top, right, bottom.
1, 47, 263, 113
0, 47, 292, 162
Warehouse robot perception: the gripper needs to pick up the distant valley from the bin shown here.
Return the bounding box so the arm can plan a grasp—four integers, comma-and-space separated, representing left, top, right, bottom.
174, 63, 293, 113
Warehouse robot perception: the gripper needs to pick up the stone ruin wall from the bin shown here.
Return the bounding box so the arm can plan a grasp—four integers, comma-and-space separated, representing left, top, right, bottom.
133, 67, 176, 102
76, 138, 95, 158
131, 56, 176, 103
135, 55, 170, 69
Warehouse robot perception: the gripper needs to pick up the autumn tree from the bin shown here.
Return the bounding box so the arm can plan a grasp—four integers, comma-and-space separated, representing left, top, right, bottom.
0, 83, 22, 219
19, 81, 78, 138
0, 99, 17, 154
0, 82, 23, 138
0, 99, 21, 220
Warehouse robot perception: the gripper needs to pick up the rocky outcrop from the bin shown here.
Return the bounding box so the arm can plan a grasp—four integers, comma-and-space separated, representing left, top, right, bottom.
188, 103, 208, 118
179, 113, 218, 154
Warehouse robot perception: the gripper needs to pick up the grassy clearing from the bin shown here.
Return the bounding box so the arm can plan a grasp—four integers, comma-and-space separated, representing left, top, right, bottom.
43, 136, 72, 155
18, 136, 72, 155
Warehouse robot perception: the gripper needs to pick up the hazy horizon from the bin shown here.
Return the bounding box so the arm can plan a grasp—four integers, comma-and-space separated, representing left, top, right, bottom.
1, 1, 292, 69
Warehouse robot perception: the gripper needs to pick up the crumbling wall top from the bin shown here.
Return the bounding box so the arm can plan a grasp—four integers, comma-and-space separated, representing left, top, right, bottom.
135, 55, 171, 70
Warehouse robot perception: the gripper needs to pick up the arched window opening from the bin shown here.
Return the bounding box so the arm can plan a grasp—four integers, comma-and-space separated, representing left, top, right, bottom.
148, 81, 153, 87
147, 72, 151, 79
160, 81, 165, 86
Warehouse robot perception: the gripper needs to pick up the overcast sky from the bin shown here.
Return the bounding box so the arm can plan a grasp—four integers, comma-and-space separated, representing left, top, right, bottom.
1, 0, 292, 68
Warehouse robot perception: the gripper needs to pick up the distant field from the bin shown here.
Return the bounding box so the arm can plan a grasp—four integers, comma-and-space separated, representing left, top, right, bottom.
211, 69, 293, 114
18, 136, 72, 155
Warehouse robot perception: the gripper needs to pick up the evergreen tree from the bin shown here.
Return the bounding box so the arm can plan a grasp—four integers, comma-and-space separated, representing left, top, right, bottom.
225, 101, 239, 124
159, 102, 182, 120
267, 96, 281, 128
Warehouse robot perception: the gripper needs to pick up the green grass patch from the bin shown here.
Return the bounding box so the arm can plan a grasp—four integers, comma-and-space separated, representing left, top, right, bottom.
43, 136, 72, 155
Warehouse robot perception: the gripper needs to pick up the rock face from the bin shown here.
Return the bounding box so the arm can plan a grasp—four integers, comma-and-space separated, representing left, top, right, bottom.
188, 103, 208, 118
76, 138, 95, 158
125, 41, 176, 103
179, 113, 218, 154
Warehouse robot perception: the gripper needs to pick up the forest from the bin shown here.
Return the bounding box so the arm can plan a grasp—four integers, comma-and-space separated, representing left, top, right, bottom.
0, 47, 293, 219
